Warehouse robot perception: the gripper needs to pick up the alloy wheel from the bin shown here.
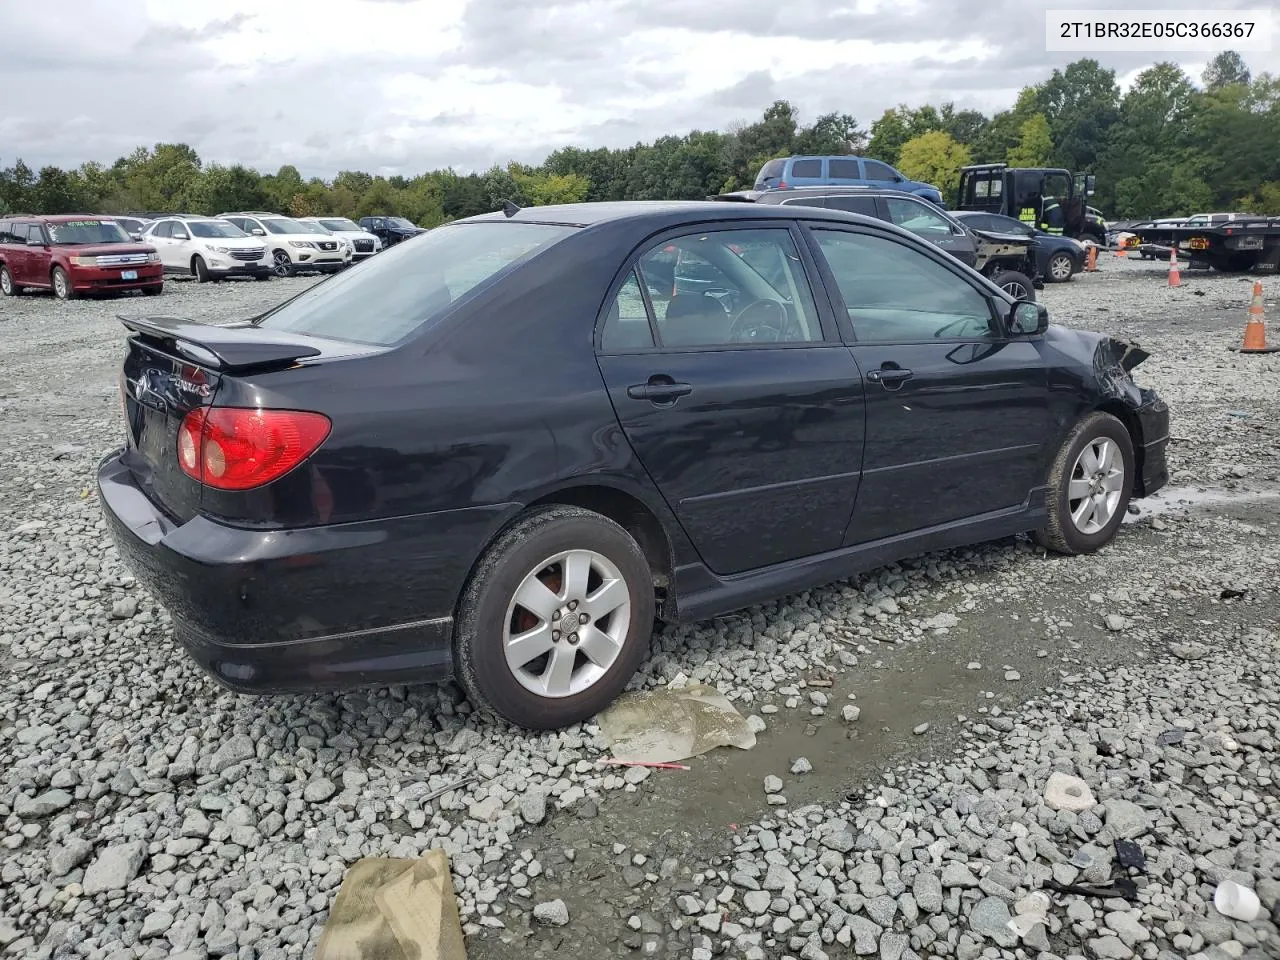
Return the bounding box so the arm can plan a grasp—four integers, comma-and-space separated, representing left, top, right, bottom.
1067, 437, 1125, 534
502, 549, 631, 698
0, 268, 11, 296
1049, 254, 1073, 281
273, 251, 292, 277
1001, 279, 1030, 299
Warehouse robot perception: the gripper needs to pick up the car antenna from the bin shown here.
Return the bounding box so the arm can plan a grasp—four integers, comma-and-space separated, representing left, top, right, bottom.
501, 199, 521, 218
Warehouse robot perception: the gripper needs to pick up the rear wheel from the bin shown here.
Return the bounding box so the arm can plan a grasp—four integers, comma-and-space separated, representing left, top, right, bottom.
990, 269, 1036, 302
51, 267, 76, 301
0, 265, 18, 296
1047, 252, 1075, 282
455, 505, 655, 730
1035, 411, 1134, 555
192, 256, 210, 283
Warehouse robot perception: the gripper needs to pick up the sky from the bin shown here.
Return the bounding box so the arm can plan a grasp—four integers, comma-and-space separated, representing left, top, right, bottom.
1, 0, 1276, 179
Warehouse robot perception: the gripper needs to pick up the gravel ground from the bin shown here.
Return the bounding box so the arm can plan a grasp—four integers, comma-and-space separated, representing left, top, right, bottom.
1, 259, 1278, 960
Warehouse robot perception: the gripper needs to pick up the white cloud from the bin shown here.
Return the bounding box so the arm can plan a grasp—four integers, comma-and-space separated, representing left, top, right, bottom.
0, 0, 1275, 178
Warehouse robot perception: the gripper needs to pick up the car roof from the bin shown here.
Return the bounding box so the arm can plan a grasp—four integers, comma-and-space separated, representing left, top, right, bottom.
459, 199, 896, 229
710, 186, 937, 204
13, 213, 120, 223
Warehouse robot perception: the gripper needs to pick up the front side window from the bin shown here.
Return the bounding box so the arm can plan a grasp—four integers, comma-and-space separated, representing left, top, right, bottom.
813, 229, 995, 342
863, 160, 898, 182
46, 220, 130, 244
255, 221, 576, 347
633, 228, 822, 348
883, 198, 954, 239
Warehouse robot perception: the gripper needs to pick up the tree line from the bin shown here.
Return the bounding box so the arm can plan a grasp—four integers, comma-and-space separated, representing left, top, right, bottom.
1, 52, 1275, 225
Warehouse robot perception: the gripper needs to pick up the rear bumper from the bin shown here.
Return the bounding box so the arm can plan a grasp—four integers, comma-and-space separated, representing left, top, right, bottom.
94, 449, 509, 694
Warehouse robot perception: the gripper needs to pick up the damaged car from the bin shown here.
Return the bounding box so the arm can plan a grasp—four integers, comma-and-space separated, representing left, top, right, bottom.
96, 200, 1170, 730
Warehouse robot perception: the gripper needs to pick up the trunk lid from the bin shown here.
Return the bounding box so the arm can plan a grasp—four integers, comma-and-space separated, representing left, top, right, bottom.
114, 315, 381, 521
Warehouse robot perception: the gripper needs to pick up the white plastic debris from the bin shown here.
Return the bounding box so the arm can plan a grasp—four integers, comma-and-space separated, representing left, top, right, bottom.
1214, 879, 1261, 922
1043, 772, 1096, 812
597, 683, 757, 764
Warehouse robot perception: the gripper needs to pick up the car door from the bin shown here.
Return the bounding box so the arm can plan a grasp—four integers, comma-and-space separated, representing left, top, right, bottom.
169, 221, 194, 266
862, 159, 902, 189
18, 224, 49, 286
825, 157, 863, 186
7, 224, 32, 284
147, 221, 174, 268
882, 195, 977, 267
595, 223, 866, 576
802, 224, 1049, 545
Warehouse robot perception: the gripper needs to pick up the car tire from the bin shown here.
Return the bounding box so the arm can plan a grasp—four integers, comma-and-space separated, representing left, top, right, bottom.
1035, 411, 1134, 556
454, 505, 656, 730
1047, 252, 1075, 283
193, 256, 210, 283
0, 265, 19, 296
51, 267, 76, 301
990, 269, 1036, 302
272, 251, 293, 278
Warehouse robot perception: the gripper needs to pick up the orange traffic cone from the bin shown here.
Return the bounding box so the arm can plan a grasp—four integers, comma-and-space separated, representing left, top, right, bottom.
1115, 239, 1127, 257
1167, 246, 1180, 287
1235, 280, 1279, 354
1086, 245, 1098, 272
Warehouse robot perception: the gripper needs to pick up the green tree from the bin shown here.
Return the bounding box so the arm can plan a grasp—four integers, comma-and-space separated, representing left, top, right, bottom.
1203, 50, 1251, 91
1034, 59, 1120, 171
0, 159, 37, 213
1007, 114, 1053, 167
897, 130, 971, 197
793, 112, 866, 155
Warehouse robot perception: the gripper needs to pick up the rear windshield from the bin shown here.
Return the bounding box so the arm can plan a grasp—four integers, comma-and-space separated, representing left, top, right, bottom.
254, 221, 577, 346
47, 220, 130, 244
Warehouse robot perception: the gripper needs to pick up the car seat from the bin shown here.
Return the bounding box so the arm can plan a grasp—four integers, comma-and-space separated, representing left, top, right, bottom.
660, 293, 730, 346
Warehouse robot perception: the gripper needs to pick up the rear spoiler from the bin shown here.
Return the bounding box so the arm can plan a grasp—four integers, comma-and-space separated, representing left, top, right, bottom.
118, 315, 322, 371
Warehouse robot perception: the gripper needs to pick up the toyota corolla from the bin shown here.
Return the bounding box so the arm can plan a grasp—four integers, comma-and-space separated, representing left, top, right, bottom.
97, 201, 1169, 729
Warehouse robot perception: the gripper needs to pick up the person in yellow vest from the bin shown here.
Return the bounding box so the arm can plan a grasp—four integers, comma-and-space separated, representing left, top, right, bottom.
1039, 198, 1066, 235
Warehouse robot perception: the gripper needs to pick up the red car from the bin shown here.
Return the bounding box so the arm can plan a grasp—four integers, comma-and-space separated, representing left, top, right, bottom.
0, 214, 163, 300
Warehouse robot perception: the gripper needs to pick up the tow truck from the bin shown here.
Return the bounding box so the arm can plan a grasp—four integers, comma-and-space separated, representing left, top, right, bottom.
956, 163, 1105, 245
1130, 215, 1280, 272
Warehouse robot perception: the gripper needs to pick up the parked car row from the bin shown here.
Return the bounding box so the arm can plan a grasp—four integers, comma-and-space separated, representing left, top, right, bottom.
0, 210, 430, 299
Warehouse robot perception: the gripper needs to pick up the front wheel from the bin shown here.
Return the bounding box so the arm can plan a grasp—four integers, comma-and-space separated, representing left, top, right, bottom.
1046, 252, 1075, 283
1035, 411, 1134, 555
990, 269, 1036, 302
52, 267, 76, 301
455, 506, 655, 730
272, 250, 293, 278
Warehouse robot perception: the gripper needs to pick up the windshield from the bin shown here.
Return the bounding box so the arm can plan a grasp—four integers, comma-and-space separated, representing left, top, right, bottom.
387, 217, 417, 229
262, 218, 315, 235
255, 221, 577, 346
47, 220, 130, 244
190, 220, 248, 239
320, 218, 362, 232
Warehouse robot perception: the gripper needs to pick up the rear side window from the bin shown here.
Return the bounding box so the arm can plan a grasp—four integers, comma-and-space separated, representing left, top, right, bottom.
827, 158, 860, 180
790, 159, 822, 178
0, 221, 12, 243
600, 271, 656, 351
826, 195, 879, 217
256, 221, 577, 346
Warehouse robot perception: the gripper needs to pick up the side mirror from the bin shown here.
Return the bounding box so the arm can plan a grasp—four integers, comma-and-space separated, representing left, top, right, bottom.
251, 228, 265, 236
1009, 300, 1048, 336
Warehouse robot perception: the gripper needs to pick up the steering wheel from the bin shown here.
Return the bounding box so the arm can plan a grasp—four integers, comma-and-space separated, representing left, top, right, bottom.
728, 299, 788, 343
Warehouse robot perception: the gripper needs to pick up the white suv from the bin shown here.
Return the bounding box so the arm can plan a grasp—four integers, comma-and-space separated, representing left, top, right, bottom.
142, 216, 272, 282
216, 212, 348, 277
298, 217, 382, 265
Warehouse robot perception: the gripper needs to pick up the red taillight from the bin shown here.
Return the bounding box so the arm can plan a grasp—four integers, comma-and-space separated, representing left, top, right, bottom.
777, 179, 788, 189
177, 407, 331, 491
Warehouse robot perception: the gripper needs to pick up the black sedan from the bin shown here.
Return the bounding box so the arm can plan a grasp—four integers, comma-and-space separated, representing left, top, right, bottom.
97, 200, 1170, 730
951, 210, 1088, 282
